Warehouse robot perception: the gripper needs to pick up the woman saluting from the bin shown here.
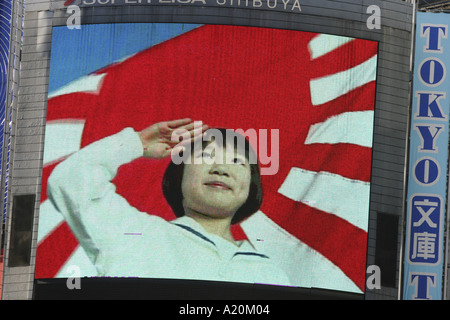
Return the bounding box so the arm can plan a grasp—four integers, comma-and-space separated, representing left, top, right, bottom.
48, 118, 291, 286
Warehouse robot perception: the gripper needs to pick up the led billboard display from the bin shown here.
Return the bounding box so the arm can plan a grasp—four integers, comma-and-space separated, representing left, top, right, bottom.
35, 23, 378, 294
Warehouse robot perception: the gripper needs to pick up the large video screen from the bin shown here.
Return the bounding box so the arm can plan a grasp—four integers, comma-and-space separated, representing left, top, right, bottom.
35, 23, 378, 294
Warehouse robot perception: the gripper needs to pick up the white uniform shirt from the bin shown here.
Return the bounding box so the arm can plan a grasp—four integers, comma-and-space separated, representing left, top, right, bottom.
47, 127, 291, 286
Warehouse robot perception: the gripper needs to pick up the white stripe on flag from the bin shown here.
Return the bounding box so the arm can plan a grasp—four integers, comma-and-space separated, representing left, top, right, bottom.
308, 34, 354, 60
304, 110, 374, 148
48, 73, 106, 98
309, 54, 377, 106
56, 245, 98, 278
44, 121, 85, 165
278, 167, 370, 231
241, 211, 362, 293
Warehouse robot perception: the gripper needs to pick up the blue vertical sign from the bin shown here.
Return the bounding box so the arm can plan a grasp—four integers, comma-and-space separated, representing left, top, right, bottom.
0, 0, 12, 224
403, 12, 450, 300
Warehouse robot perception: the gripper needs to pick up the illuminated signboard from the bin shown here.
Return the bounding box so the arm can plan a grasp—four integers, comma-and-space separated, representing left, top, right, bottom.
0, 0, 12, 223
35, 23, 378, 294
403, 12, 450, 300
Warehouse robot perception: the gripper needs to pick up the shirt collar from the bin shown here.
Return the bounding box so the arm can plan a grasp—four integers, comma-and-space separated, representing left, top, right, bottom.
171, 216, 258, 253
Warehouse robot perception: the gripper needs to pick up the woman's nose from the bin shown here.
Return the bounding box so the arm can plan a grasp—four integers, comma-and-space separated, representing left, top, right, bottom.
209, 163, 230, 177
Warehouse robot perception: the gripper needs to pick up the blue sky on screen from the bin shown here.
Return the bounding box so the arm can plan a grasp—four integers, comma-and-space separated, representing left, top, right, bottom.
48, 23, 201, 94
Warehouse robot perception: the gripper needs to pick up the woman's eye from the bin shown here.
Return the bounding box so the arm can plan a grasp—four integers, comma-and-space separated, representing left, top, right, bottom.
233, 157, 246, 165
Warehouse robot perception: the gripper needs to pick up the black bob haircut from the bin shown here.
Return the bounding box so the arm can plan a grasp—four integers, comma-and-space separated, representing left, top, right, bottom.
162, 128, 263, 225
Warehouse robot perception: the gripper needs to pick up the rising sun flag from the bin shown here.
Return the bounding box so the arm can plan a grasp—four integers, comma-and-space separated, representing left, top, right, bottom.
35, 24, 378, 294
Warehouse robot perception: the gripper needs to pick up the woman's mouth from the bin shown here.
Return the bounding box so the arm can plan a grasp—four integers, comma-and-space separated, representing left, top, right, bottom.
204, 181, 232, 190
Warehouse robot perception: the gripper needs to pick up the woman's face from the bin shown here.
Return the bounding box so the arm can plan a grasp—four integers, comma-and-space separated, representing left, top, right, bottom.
181, 140, 251, 220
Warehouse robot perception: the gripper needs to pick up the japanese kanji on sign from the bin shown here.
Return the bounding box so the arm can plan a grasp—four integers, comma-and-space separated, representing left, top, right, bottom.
403, 12, 450, 300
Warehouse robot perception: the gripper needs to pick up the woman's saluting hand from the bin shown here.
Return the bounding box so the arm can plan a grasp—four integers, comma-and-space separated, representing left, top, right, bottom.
138, 118, 208, 159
